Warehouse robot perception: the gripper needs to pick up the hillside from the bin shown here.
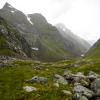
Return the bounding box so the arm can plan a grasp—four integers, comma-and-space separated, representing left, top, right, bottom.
0, 3, 90, 61
56, 24, 90, 55
0, 16, 33, 58
85, 39, 100, 59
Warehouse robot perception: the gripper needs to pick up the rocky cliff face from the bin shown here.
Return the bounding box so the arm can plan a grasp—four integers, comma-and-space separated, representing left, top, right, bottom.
0, 17, 33, 58
0, 3, 91, 61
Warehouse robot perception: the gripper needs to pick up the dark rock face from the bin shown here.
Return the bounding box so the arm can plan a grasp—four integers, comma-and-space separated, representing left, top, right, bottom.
0, 16, 33, 58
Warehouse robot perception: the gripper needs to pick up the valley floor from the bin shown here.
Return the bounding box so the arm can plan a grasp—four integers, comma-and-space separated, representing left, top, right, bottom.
0, 57, 100, 100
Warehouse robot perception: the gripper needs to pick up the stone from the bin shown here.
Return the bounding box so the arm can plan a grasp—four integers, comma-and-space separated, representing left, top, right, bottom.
28, 76, 48, 84
62, 90, 72, 96
54, 74, 68, 85
23, 86, 37, 92
73, 72, 85, 78
80, 79, 89, 87
53, 82, 59, 88
70, 72, 86, 85
73, 83, 94, 98
87, 71, 100, 81
79, 96, 88, 100
91, 78, 100, 96
64, 70, 73, 80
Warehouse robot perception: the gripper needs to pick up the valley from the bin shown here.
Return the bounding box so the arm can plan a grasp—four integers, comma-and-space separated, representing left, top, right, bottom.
0, 2, 100, 100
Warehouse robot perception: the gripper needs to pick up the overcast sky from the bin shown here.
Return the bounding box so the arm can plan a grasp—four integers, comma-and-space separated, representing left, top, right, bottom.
0, 0, 100, 44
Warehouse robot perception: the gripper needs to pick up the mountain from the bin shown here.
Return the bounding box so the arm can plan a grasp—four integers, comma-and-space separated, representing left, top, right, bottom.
0, 16, 33, 58
0, 3, 91, 61
56, 24, 91, 55
86, 39, 100, 59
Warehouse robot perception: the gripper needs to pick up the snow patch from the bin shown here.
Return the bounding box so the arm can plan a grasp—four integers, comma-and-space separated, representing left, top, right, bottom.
81, 54, 84, 57
8, 5, 13, 8
32, 47, 39, 51
11, 11, 15, 13
26, 16, 34, 25
62, 28, 66, 31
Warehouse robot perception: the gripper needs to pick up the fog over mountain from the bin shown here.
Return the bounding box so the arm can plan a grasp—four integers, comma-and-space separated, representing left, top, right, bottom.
0, 3, 90, 61
0, 0, 100, 44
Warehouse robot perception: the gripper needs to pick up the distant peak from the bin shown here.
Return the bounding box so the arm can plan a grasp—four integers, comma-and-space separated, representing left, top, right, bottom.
3, 2, 14, 9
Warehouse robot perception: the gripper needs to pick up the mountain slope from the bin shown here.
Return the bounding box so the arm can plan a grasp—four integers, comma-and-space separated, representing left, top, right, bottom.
86, 39, 100, 59
0, 16, 33, 58
0, 3, 91, 61
56, 24, 91, 55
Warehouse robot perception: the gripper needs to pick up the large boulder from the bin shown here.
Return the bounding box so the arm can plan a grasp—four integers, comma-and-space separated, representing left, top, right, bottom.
64, 70, 73, 80
87, 71, 100, 81
54, 74, 68, 85
91, 78, 100, 97
73, 83, 94, 99
72, 72, 86, 83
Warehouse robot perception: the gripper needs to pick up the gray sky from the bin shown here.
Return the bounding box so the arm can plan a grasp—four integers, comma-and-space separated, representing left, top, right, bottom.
0, 0, 100, 43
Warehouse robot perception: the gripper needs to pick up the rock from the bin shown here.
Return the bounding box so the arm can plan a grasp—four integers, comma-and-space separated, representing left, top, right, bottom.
53, 82, 59, 88
73, 72, 85, 78
87, 71, 100, 81
64, 70, 73, 80
73, 72, 89, 86
54, 74, 68, 85
72, 72, 85, 83
80, 79, 89, 87
62, 90, 72, 96
64, 71, 86, 84
23, 86, 37, 92
27, 76, 48, 84
73, 83, 94, 99
91, 78, 100, 97
79, 96, 88, 100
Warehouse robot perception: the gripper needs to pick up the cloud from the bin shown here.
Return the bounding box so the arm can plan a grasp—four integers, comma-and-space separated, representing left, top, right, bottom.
0, 0, 100, 42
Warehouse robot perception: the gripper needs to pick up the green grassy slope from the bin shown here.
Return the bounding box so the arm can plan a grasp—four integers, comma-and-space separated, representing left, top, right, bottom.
85, 39, 100, 59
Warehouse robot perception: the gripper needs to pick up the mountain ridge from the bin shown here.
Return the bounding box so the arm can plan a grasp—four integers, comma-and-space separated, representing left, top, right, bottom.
0, 2, 91, 61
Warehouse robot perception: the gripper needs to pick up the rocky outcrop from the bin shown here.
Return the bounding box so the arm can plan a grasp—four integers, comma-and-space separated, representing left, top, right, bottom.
63, 71, 100, 100
73, 83, 94, 99
0, 17, 33, 58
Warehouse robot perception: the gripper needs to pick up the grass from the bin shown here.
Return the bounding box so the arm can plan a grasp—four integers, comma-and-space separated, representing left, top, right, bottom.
0, 60, 73, 100
0, 56, 100, 100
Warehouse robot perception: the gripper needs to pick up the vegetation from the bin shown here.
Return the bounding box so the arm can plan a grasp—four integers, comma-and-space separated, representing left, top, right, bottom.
0, 57, 100, 100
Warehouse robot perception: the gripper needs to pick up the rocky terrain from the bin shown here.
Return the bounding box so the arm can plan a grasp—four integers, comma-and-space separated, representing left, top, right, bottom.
0, 2, 100, 100
0, 17, 33, 58
0, 58, 99, 100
